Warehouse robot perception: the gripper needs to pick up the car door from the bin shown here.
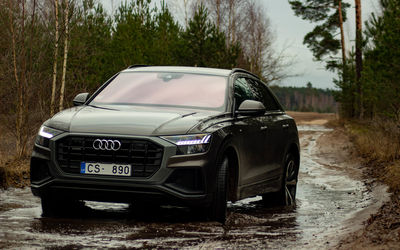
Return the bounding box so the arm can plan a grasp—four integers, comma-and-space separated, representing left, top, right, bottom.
233, 77, 270, 187
250, 79, 288, 179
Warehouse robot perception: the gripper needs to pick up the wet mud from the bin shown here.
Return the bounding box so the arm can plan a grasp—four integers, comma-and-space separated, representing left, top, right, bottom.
0, 125, 389, 249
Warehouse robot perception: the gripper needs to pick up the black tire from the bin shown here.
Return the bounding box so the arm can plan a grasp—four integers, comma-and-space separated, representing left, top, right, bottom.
128, 202, 161, 220
262, 154, 298, 206
208, 156, 229, 223
41, 195, 83, 217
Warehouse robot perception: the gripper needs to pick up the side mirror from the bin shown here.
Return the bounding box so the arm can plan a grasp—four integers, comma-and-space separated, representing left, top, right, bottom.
236, 100, 266, 116
73, 93, 90, 106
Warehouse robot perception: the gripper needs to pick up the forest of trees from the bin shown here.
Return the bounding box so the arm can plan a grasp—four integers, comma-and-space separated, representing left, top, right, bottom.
0, 0, 289, 158
1, 0, 399, 159
289, 0, 400, 121
271, 85, 337, 113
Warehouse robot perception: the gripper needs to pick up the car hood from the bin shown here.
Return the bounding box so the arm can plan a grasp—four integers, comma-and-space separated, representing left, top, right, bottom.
45, 105, 220, 136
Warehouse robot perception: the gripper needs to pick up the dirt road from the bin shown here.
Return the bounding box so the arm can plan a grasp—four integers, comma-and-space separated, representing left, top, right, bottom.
0, 117, 389, 249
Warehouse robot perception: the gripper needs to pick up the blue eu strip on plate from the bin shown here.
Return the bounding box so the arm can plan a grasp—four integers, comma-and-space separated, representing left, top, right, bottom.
80, 162, 86, 173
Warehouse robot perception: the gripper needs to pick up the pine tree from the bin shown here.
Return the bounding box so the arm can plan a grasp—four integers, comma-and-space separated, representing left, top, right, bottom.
182, 4, 239, 68
362, 0, 400, 120
288, 0, 350, 71
111, 0, 155, 68
153, 2, 182, 66
67, 0, 113, 91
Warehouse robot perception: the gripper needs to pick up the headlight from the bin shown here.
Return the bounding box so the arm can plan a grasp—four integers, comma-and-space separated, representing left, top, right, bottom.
35, 126, 64, 147
161, 134, 212, 155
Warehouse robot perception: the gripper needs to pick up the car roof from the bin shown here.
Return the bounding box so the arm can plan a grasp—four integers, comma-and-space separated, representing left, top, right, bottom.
122, 66, 257, 78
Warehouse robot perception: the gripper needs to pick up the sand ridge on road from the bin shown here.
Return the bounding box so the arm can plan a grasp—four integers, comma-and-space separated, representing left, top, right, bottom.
287, 111, 336, 126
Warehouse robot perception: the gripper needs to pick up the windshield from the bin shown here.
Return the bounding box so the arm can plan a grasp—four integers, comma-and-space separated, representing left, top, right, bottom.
91, 72, 228, 110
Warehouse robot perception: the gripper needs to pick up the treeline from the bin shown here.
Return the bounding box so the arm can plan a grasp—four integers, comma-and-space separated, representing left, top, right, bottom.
289, 0, 400, 121
0, 0, 288, 158
271, 85, 336, 113
337, 0, 400, 120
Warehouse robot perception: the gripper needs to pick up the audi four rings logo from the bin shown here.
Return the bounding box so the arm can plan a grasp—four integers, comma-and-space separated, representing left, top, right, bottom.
93, 139, 121, 151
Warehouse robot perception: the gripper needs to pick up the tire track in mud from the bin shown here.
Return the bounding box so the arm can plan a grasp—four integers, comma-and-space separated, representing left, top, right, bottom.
0, 125, 389, 249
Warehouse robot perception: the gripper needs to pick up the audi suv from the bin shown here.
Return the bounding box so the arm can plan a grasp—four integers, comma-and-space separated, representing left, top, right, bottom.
30, 66, 300, 222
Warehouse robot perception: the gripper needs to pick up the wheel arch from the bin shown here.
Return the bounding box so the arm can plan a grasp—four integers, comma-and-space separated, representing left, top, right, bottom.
217, 136, 239, 203
287, 142, 300, 170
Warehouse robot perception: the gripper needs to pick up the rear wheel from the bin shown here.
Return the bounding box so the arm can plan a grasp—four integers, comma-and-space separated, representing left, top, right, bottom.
262, 154, 298, 206
208, 156, 229, 223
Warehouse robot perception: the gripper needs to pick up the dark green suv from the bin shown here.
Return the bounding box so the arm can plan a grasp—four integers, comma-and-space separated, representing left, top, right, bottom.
30, 66, 300, 222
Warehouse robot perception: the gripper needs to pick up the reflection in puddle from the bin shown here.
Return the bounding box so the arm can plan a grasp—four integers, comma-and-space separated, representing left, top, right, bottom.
0, 125, 385, 249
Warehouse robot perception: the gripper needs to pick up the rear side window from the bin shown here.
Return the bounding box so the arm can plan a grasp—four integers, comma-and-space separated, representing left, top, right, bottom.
234, 77, 281, 111
247, 79, 281, 111
234, 78, 255, 109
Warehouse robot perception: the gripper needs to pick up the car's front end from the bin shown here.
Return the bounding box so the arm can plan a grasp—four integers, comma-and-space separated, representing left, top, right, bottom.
31, 129, 223, 207
30, 67, 231, 208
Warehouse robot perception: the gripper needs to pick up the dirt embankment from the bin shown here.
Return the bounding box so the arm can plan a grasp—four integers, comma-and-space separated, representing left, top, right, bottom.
335, 125, 400, 249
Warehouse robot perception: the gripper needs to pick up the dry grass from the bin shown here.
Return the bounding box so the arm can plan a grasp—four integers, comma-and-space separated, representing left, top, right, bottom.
0, 122, 31, 189
0, 158, 30, 189
384, 162, 400, 192
348, 120, 400, 162
347, 119, 400, 191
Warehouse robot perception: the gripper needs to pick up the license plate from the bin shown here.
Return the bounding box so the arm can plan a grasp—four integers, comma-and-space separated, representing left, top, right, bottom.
80, 162, 131, 176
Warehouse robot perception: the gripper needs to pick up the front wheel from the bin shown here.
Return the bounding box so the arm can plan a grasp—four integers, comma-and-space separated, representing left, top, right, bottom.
41, 195, 84, 217
262, 154, 298, 206
207, 156, 229, 223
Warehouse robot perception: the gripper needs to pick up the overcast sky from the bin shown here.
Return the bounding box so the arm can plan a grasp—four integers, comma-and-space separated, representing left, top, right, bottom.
102, 0, 379, 89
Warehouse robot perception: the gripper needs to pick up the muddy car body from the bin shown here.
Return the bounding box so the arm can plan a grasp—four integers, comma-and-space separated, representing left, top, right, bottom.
30, 66, 300, 222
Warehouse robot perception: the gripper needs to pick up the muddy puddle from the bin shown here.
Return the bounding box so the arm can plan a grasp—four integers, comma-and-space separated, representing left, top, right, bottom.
0, 125, 389, 249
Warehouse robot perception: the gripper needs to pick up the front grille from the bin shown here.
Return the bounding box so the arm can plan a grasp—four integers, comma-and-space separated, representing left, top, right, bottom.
56, 136, 163, 177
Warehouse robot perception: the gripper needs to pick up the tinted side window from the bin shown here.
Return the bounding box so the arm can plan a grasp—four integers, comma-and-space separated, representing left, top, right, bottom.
248, 79, 281, 111
234, 78, 255, 110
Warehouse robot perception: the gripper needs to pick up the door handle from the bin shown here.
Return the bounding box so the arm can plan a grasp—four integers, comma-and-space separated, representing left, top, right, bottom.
260, 126, 268, 131
282, 124, 290, 129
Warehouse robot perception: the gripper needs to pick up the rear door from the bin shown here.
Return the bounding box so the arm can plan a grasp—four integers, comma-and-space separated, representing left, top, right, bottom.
249, 79, 288, 179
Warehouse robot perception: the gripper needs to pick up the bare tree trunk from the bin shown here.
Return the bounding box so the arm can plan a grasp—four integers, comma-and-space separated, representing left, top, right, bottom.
228, 0, 232, 42
216, 0, 220, 31
8, 1, 19, 97
8, 0, 21, 156
355, 0, 363, 118
184, 0, 188, 27
59, 0, 69, 111
111, 0, 114, 14
231, 0, 236, 43
338, 0, 346, 66
50, 0, 59, 116
8, 0, 27, 158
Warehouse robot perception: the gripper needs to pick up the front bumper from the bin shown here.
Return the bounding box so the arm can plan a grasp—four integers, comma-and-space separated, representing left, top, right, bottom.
30, 133, 220, 206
